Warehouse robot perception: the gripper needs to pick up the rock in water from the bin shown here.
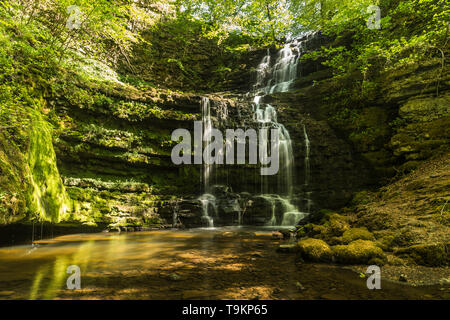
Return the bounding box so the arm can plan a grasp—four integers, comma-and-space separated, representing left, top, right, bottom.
295, 281, 306, 291
276, 244, 297, 253
168, 273, 181, 281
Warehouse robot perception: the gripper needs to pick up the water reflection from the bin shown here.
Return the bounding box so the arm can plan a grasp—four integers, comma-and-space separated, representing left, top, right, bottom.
0, 228, 448, 300
0, 229, 238, 299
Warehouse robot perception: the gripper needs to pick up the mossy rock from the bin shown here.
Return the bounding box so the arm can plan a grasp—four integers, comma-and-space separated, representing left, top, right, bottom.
394, 243, 449, 267
325, 213, 350, 236
376, 233, 396, 251
299, 213, 350, 242
297, 238, 332, 262
332, 240, 386, 264
340, 227, 374, 244
298, 223, 326, 237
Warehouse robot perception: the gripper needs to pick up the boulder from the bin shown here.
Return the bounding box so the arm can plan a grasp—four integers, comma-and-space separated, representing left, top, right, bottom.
332, 240, 385, 264
395, 243, 449, 266
297, 238, 332, 262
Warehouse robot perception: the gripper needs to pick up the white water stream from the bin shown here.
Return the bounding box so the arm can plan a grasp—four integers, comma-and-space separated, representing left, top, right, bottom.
198, 37, 313, 227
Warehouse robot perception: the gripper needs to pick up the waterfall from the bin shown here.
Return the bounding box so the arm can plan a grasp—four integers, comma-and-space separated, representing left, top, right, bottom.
172, 199, 179, 227
198, 193, 215, 228
269, 41, 301, 94
268, 201, 277, 226
252, 40, 301, 197
280, 198, 306, 226
198, 97, 215, 228
201, 97, 213, 192
250, 39, 309, 226
303, 124, 310, 187
238, 209, 243, 226
195, 37, 312, 228
302, 124, 313, 214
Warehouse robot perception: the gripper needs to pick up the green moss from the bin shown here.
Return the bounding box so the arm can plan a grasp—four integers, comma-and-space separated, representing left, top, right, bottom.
0, 133, 28, 223
395, 243, 449, 266
332, 240, 386, 264
351, 191, 375, 205
297, 238, 333, 262
376, 233, 397, 251
299, 213, 350, 245
340, 227, 374, 244
323, 213, 350, 236
399, 93, 450, 123
390, 117, 450, 159
26, 110, 70, 223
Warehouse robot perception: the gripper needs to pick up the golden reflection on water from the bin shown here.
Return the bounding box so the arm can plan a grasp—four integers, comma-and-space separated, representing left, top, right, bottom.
0, 228, 448, 300
0, 229, 240, 299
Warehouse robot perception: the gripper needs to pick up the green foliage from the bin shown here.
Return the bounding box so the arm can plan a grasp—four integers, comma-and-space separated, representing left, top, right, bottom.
176, 0, 295, 45
299, 0, 449, 79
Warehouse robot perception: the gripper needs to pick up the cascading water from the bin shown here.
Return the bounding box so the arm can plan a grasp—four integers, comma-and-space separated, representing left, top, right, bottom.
303, 124, 310, 187
250, 39, 309, 226
171, 199, 179, 228
198, 193, 215, 228
198, 97, 215, 228
196, 37, 313, 228
201, 97, 213, 193
303, 124, 313, 214
268, 200, 277, 226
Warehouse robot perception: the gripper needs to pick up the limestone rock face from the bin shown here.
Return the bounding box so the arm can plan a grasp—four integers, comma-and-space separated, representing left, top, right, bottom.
399, 93, 450, 122
2, 30, 448, 235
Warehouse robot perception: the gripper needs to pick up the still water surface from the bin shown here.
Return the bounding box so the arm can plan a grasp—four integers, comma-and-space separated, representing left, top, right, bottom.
0, 227, 448, 300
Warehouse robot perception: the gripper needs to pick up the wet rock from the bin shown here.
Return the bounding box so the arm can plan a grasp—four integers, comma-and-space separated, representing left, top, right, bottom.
210, 185, 232, 196
276, 244, 297, 253
272, 232, 283, 240
279, 229, 295, 239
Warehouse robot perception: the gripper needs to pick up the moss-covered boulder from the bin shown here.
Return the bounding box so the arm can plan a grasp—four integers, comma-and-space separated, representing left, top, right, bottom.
395, 243, 449, 267
332, 240, 385, 264
297, 238, 332, 262
326, 213, 350, 236
340, 227, 374, 244
297, 213, 350, 245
